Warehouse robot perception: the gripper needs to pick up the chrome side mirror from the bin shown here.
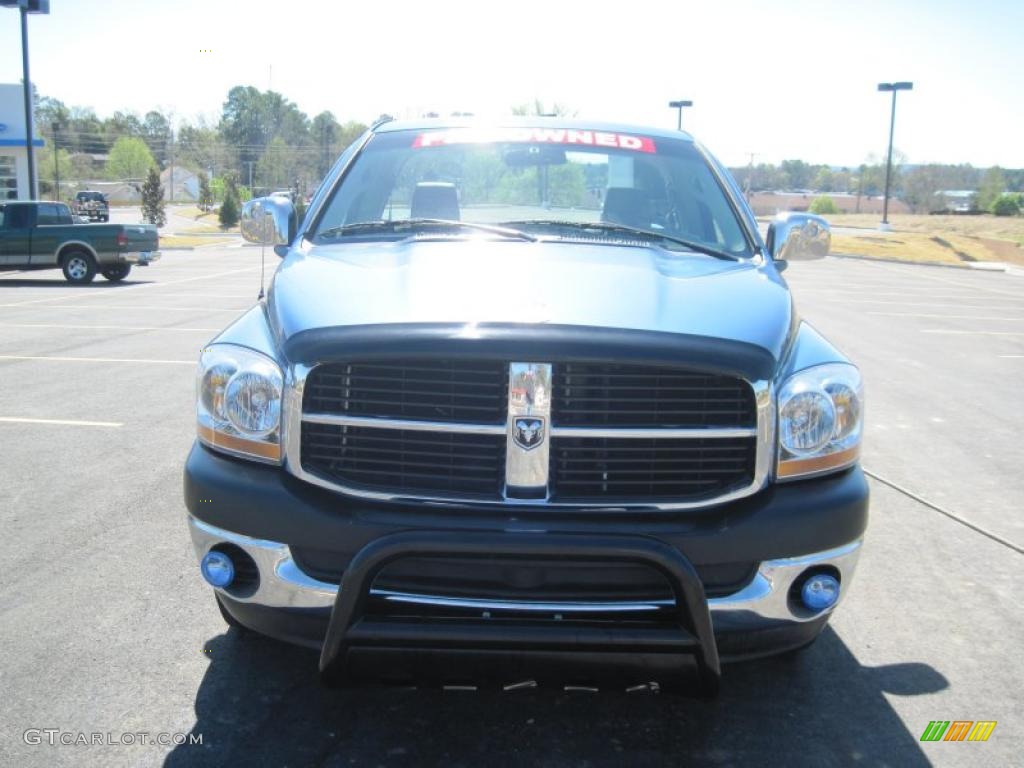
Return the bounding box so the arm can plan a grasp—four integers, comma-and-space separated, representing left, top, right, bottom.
241, 196, 297, 257
765, 212, 831, 267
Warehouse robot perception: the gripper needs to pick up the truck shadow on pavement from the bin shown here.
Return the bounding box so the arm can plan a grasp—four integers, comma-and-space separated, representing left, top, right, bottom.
166, 626, 945, 767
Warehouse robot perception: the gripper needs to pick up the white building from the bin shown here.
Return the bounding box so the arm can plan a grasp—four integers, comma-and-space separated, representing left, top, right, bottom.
0, 83, 45, 200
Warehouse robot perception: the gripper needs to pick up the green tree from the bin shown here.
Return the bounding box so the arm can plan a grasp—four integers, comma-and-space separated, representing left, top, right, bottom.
178, 120, 235, 176
548, 164, 588, 207
68, 105, 108, 154
141, 166, 166, 227
311, 111, 341, 177
197, 171, 214, 212
141, 110, 172, 165
991, 194, 1020, 217
107, 136, 156, 181
219, 86, 311, 180
218, 193, 239, 228
218, 172, 241, 228
105, 110, 144, 139
256, 136, 295, 192
812, 167, 834, 193
37, 145, 74, 200
903, 165, 946, 213
34, 95, 70, 136
977, 167, 1005, 211
336, 120, 368, 153
780, 159, 813, 190
808, 195, 840, 215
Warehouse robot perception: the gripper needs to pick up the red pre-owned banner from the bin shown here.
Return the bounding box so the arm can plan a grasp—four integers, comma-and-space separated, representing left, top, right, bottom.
413, 128, 657, 153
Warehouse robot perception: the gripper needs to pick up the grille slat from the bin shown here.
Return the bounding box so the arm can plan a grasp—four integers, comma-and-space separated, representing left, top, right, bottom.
305, 360, 508, 424
551, 436, 755, 501
301, 359, 758, 504
552, 362, 756, 428
302, 423, 505, 496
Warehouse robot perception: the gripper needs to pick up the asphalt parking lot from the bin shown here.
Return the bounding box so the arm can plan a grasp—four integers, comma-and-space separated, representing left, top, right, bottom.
0, 246, 1021, 767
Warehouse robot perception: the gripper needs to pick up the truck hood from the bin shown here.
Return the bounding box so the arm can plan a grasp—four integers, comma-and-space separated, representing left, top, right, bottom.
267, 239, 793, 362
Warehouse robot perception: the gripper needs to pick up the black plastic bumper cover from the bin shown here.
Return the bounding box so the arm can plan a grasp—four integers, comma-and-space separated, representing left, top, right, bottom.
319, 531, 721, 696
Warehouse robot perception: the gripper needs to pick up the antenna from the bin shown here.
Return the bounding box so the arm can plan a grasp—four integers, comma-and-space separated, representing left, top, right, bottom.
258, 239, 266, 300
257, 206, 269, 301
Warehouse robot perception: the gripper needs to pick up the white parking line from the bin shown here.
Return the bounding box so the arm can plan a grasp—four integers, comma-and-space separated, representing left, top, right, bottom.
868, 312, 1024, 321
894, 268, 1024, 298
0, 304, 247, 312
0, 323, 221, 332
920, 330, 1024, 336
159, 293, 259, 299
0, 266, 258, 307
808, 290, 1010, 299
837, 299, 1024, 310
0, 416, 123, 427
0, 354, 194, 364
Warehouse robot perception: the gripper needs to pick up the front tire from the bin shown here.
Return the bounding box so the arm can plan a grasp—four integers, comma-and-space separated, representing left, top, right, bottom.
101, 263, 132, 282
62, 250, 97, 284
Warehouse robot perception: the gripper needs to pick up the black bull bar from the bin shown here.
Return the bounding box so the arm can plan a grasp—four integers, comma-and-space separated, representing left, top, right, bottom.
319, 531, 722, 696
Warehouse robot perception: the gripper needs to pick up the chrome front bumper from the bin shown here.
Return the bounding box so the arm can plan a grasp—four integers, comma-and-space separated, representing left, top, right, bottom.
188, 517, 861, 625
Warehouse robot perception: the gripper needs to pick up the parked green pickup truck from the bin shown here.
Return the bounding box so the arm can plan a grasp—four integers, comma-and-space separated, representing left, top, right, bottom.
0, 200, 160, 283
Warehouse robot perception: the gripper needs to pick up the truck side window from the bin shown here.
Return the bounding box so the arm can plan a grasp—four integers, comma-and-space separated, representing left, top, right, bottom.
7, 204, 29, 228
54, 204, 73, 224
37, 204, 62, 226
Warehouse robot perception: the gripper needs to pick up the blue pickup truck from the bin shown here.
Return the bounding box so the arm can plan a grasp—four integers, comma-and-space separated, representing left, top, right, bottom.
0, 200, 159, 283
184, 118, 864, 696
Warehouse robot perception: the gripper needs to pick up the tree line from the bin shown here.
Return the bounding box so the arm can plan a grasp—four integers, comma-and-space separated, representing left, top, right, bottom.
727, 157, 1024, 213
28, 85, 1022, 216
32, 85, 369, 201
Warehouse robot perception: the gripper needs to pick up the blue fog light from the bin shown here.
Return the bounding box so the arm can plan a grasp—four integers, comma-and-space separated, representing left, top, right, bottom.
801, 573, 840, 611
201, 551, 235, 588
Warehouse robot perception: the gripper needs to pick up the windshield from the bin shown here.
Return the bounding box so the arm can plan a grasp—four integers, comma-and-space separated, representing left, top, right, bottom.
311, 127, 752, 258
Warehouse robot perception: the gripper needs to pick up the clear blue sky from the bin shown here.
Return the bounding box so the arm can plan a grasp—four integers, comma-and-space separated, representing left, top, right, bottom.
1, 0, 1021, 168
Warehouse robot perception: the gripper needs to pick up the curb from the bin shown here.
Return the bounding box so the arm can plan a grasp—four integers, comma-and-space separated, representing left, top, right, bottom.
829, 252, 1013, 272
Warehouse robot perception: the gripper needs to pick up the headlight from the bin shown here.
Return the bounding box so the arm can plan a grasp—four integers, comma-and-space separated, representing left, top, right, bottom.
196, 344, 283, 463
777, 363, 863, 480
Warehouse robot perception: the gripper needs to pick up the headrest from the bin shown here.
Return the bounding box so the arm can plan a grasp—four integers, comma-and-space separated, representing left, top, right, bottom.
410, 182, 460, 221
602, 187, 652, 229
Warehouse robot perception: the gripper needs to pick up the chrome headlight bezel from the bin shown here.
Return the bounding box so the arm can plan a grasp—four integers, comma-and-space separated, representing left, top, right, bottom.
196, 344, 283, 464
777, 363, 863, 481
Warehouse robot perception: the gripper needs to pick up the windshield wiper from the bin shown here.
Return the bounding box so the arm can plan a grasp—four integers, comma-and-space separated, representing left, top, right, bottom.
501, 219, 740, 261
317, 219, 536, 242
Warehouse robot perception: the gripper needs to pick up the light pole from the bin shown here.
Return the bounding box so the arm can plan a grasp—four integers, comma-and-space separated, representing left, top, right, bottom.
877, 81, 912, 229
51, 121, 59, 200
668, 100, 693, 131
1, 1, 51, 200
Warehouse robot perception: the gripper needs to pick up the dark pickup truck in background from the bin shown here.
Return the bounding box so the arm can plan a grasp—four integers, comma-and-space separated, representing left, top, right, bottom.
73, 190, 110, 222
0, 200, 159, 283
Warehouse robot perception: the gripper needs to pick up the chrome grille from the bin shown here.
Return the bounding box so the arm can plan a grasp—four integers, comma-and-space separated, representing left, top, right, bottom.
294, 358, 767, 509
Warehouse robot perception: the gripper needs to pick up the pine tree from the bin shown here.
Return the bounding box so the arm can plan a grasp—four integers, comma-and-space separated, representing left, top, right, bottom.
218, 172, 241, 228
198, 171, 214, 212
141, 166, 166, 227
218, 190, 240, 228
